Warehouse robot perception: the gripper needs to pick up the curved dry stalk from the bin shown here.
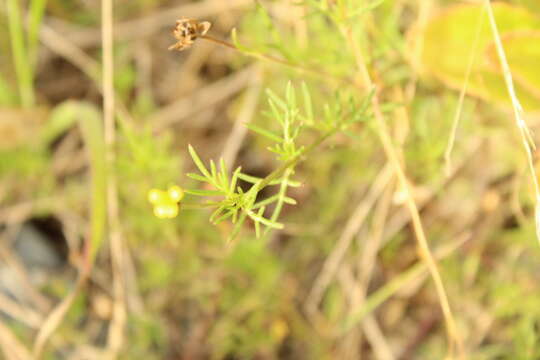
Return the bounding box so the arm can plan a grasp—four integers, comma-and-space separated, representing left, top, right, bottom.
32, 274, 86, 358
341, 25, 463, 357
483, 0, 540, 245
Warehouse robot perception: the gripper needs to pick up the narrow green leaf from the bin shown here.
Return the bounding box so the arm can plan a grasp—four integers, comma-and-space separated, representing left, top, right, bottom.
27, 0, 48, 69
246, 209, 284, 229
210, 159, 217, 180
76, 102, 106, 263
237, 173, 281, 186
253, 195, 280, 209
218, 157, 229, 190
213, 209, 234, 224
210, 205, 227, 223
7, 0, 34, 107
42, 101, 80, 145
285, 81, 296, 109
268, 98, 285, 126
188, 145, 211, 179
254, 206, 265, 238
229, 211, 248, 241
184, 189, 224, 197
230, 166, 242, 193
187, 173, 210, 183
266, 88, 288, 112
246, 123, 283, 142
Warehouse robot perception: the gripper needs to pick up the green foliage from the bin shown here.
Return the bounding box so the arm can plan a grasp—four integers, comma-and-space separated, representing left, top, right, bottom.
50, 101, 107, 262
116, 124, 182, 240
4, 0, 48, 107
210, 240, 283, 358
4, 0, 540, 359
185, 82, 371, 240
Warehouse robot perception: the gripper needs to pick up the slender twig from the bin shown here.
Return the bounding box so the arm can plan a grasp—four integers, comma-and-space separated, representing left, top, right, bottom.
199, 34, 354, 87
102, 0, 127, 356
483, 0, 540, 245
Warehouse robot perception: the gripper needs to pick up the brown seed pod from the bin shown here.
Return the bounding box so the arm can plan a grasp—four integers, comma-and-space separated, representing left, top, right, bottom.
168, 18, 211, 51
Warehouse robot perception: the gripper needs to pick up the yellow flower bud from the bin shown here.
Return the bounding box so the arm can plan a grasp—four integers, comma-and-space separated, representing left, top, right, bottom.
168, 185, 185, 202
153, 203, 179, 219
148, 185, 184, 219
148, 189, 166, 205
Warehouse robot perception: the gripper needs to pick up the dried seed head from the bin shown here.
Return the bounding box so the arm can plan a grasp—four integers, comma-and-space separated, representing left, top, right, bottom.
168, 18, 211, 51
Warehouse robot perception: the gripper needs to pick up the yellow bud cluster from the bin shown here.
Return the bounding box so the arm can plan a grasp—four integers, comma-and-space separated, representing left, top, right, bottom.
147, 185, 185, 219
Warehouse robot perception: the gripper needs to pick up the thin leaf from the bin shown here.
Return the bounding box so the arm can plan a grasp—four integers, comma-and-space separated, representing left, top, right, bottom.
246, 123, 283, 143
187, 173, 210, 183
230, 166, 242, 193
229, 211, 248, 242
285, 81, 296, 109
246, 209, 284, 229
188, 145, 211, 179
268, 97, 285, 126
213, 209, 235, 224
254, 206, 266, 238
184, 189, 224, 197
266, 88, 288, 112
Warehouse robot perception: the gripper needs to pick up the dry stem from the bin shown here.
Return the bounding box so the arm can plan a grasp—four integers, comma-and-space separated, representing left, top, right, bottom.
341, 24, 463, 357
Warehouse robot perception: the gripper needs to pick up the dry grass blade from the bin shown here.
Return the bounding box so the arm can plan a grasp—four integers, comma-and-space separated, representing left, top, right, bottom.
0, 291, 43, 329
32, 275, 85, 358
101, 0, 127, 356
341, 24, 463, 357
483, 0, 540, 245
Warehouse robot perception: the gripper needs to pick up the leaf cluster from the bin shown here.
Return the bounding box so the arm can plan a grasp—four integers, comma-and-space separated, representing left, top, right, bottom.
185, 83, 372, 240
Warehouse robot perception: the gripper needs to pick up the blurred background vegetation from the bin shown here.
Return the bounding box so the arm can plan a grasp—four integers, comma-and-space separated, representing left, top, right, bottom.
2, 0, 540, 359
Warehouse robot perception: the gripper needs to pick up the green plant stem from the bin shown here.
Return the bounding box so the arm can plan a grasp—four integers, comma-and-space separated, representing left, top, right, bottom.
200, 35, 353, 87
254, 128, 338, 191
27, 0, 48, 69
7, 0, 35, 107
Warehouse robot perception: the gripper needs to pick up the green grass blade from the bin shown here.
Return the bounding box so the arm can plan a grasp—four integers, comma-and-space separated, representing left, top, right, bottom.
27, 0, 48, 69
42, 100, 80, 145
75, 102, 107, 263
246, 209, 283, 229
184, 189, 224, 197
246, 123, 283, 143
7, 0, 35, 107
188, 145, 212, 179
186, 173, 211, 183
